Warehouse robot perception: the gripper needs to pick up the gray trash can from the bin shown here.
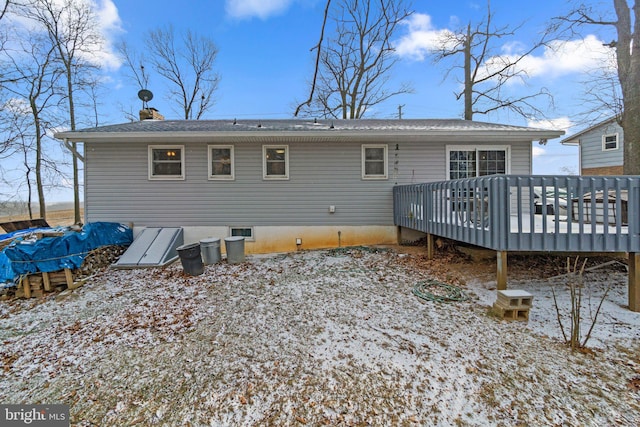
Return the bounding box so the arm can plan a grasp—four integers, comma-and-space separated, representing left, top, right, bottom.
224, 236, 245, 264
176, 242, 204, 276
200, 237, 221, 264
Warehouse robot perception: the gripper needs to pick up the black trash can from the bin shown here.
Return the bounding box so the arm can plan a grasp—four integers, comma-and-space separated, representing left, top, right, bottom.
176, 242, 204, 276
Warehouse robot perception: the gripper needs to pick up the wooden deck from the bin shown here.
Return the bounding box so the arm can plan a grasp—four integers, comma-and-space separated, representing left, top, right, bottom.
394, 175, 640, 311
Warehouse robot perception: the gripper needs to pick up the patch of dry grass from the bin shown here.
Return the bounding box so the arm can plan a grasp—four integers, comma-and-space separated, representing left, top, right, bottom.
0, 208, 82, 228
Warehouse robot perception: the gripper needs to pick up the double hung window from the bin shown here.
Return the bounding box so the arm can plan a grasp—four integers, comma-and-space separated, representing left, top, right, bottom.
362, 144, 388, 179
209, 145, 234, 180
263, 145, 289, 179
149, 145, 184, 180
602, 134, 618, 151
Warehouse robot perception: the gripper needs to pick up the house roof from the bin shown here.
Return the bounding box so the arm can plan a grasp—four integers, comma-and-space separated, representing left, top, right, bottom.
54, 118, 565, 143
561, 116, 618, 145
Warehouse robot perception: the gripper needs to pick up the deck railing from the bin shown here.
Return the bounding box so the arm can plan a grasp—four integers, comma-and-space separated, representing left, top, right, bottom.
394, 175, 640, 253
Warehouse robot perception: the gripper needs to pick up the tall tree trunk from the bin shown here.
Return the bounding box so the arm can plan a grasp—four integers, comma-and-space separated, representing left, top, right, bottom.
622, 3, 640, 175
613, 0, 640, 175
464, 24, 473, 120
22, 146, 34, 220
622, 103, 640, 175
35, 123, 46, 220
30, 98, 46, 220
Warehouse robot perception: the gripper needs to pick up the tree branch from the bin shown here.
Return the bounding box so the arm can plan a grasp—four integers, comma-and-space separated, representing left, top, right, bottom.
294, 0, 332, 117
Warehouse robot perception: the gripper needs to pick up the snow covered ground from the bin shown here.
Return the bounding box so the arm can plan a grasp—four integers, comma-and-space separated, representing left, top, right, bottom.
0, 246, 638, 426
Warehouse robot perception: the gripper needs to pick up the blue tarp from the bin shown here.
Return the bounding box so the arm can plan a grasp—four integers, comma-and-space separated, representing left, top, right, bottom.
0, 227, 56, 243
0, 222, 132, 284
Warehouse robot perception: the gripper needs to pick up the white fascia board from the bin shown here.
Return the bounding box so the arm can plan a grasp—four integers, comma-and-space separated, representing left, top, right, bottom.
55, 129, 565, 144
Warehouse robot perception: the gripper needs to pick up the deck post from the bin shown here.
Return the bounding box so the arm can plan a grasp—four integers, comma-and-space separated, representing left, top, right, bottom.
426, 233, 434, 260
630, 252, 640, 312
497, 251, 507, 290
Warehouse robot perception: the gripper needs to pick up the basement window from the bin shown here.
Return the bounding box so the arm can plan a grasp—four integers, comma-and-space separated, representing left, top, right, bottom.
149, 145, 185, 180
229, 227, 254, 241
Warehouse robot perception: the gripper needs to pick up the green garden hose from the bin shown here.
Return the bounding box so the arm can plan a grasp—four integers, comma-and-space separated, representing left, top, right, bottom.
413, 279, 469, 303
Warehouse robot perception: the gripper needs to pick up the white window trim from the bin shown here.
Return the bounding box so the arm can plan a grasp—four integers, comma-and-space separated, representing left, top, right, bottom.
602, 133, 619, 151
229, 226, 255, 241
148, 145, 185, 180
208, 144, 235, 180
362, 144, 388, 180
445, 145, 511, 179
263, 145, 289, 180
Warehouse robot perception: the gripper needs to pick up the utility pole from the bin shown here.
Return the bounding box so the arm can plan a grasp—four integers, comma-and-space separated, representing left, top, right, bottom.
397, 104, 405, 119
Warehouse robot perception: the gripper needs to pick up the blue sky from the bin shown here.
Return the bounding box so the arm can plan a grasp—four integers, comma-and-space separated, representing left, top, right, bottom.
4, 0, 625, 201
103, 0, 589, 121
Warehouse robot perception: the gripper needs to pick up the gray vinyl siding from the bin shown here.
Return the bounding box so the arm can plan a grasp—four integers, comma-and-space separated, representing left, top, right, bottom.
84, 139, 532, 227
580, 122, 624, 169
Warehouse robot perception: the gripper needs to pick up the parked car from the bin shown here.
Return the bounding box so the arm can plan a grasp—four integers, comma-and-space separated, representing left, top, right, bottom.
534, 188, 568, 216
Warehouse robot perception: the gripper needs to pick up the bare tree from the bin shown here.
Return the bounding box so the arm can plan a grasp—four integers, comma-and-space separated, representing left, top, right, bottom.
296, 0, 413, 119
0, 100, 25, 205
551, 257, 613, 352
20, 0, 104, 223
11, 118, 38, 219
117, 41, 150, 91
556, 1, 640, 175
294, 0, 332, 117
571, 52, 622, 126
0, 1, 13, 83
433, 2, 553, 121
141, 26, 220, 120
0, 1, 10, 21
117, 41, 153, 118
1, 33, 63, 219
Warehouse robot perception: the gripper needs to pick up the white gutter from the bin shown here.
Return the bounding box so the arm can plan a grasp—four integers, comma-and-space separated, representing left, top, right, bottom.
54, 129, 566, 144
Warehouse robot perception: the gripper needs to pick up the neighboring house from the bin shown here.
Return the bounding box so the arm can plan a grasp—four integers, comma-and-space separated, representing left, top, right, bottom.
561, 117, 624, 175
54, 118, 563, 254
